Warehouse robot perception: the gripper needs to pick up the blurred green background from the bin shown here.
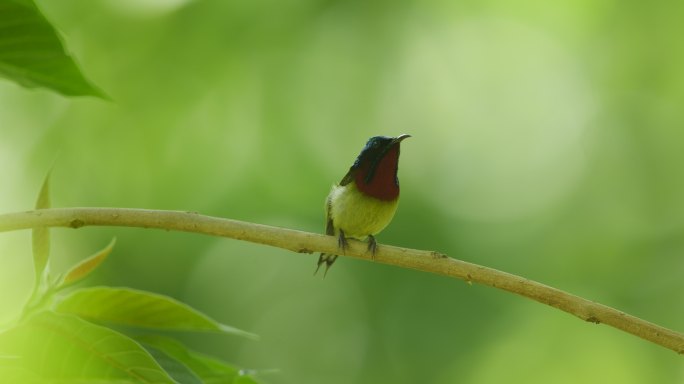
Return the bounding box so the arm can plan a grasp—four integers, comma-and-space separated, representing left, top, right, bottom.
1, 0, 683, 382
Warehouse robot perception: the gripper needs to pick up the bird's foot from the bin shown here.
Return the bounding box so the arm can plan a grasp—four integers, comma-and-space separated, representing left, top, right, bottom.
338, 230, 349, 254
367, 235, 377, 260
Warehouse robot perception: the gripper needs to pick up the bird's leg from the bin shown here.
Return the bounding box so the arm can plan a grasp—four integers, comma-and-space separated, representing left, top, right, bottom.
367, 235, 377, 260
337, 230, 349, 253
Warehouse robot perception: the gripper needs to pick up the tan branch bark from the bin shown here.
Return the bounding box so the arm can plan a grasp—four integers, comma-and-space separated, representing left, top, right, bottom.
0, 207, 682, 354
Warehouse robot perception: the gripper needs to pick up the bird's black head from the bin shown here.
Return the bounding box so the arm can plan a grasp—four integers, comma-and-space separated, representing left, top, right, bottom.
356, 136, 396, 167
340, 134, 411, 200
353, 135, 411, 180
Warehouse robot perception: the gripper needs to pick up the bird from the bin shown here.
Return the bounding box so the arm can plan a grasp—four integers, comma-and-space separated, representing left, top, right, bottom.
316, 134, 411, 275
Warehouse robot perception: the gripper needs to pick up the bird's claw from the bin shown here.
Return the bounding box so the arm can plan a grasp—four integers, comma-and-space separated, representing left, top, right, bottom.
368, 235, 377, 260
338, 230, 349, 253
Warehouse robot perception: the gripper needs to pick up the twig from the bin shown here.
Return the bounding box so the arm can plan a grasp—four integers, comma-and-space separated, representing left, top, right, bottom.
0, 207, 682, 354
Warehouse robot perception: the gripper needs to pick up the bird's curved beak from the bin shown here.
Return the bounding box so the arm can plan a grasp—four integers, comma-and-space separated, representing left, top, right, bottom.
392, 134, 411, 144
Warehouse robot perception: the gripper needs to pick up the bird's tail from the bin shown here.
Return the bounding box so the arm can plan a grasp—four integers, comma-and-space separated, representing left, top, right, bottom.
315, 253, 338, 277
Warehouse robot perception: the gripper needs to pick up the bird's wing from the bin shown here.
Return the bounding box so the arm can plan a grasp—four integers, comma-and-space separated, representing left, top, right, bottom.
339, 168, 355, 186
325, 194, 334, 235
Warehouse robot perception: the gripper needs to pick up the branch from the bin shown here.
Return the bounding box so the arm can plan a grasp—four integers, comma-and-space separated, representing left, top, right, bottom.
0, 207, 682, 354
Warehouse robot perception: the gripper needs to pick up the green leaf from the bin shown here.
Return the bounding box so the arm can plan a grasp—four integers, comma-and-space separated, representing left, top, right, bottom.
0, 0, 106, 97
143, 343, 203, 384
233, 376, 260, 384
0, 366, 43, 384
31, 170, 50, 287
0, 311, 176, 383
137, 335, 239, 384
59, 237, 116, 288
55, 287, 258, 339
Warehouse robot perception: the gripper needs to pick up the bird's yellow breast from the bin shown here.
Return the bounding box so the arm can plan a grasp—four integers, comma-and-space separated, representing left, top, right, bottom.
327, 182, 399, 240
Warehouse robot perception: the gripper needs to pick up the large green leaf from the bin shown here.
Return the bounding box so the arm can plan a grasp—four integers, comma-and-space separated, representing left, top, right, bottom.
137, 335, 239, 384
55, 287, 258, 339
0, 311, 176, 383
0, 0, 105, 97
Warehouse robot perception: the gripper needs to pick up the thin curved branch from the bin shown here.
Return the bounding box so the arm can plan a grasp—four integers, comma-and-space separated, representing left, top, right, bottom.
0, 207, 682, 354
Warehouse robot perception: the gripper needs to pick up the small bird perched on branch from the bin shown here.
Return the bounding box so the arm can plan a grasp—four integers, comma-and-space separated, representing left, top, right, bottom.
316, 134, 411, 275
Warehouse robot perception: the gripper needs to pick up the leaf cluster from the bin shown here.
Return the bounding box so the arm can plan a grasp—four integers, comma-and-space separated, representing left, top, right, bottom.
0, 2, 261, 381
0, 173, 261, 383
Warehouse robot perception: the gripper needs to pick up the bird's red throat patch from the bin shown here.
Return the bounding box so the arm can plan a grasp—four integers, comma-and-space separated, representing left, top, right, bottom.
354, 145, 400, 201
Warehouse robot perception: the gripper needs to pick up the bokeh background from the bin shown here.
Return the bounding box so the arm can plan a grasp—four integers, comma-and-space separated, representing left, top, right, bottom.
1, 0, 683, 382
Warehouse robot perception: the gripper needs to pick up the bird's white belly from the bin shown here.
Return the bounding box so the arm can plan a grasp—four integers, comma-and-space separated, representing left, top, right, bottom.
328, 183, 399, 240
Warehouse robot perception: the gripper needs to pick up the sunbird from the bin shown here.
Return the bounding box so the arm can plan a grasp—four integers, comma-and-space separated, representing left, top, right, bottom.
316, 134, 411, 275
